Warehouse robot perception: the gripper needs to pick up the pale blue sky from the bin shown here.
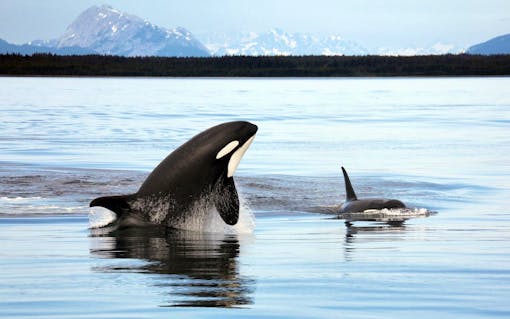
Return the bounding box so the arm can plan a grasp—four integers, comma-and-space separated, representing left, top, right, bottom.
1, 0, 509, 49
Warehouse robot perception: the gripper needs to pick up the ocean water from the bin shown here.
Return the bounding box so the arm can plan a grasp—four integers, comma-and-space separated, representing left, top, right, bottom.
1, 77, 509, 318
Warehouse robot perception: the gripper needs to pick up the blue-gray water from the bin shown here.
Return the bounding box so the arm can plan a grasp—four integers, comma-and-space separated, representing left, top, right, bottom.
1, 77, 509, 318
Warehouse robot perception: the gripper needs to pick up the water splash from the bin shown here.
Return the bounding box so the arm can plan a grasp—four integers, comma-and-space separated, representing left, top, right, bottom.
88, 195, 255, 234
206, 196, 256, 234
164, 195, 255, 234
340, 207, 436, 222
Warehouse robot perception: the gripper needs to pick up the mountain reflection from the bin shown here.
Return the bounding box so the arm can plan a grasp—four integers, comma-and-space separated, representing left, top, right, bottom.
90, 226, 254, 308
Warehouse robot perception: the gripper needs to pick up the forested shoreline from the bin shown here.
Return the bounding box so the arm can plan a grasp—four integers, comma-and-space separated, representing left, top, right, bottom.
1, 54, 509, 76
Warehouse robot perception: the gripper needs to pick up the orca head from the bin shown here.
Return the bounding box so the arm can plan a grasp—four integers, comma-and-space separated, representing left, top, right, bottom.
184, 121, 258, 178
141, 120, 258, 188
212, 121, 258, 177
183, 121, 258, 225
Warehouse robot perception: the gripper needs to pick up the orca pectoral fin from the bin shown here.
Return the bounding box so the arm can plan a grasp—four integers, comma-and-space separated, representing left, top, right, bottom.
90, 195, 131, 217
214, 177, 240, 225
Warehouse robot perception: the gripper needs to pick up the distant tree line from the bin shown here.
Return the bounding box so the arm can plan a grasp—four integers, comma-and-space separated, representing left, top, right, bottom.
1, 53, 510, 76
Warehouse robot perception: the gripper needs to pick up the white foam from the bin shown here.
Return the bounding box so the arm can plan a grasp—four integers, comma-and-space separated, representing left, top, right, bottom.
0, 196, 42, 202
342, 207, 435, 222
166, 195, 255, 234
89, 206, 117, 229
206, 197, 255, 234
363, 207, 432, 217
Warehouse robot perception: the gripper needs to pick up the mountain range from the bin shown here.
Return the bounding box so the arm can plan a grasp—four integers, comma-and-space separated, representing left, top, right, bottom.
0, 5, 508, 57
201, 29, 368, 56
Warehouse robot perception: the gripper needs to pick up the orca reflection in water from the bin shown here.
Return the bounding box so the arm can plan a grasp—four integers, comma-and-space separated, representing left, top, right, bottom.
90, 121, 257, 229
343, 223, 407, 262
339, 166, 406, 214
90, 227, 254, 307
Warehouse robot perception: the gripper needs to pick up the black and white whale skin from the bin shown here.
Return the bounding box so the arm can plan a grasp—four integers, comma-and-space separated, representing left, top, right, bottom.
338, 167, 406, 214
90, 121, 258, 228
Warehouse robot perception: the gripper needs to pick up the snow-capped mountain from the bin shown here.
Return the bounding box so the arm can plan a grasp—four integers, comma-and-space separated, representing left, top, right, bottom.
201, 29, 368, 56
50, 5, 208, 57
377, 43, 463, 56
467, 34, 510, 55
201, 30, 461, 56
1, 4, 467, 57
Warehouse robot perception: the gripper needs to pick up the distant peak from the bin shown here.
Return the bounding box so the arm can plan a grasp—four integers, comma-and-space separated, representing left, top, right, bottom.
85, 4, 122, 15
103, 5, 122, 14
73, 4, 140, 27
96, 4, 118, 12
55, 4, 210, 57
84, 4, 107, 12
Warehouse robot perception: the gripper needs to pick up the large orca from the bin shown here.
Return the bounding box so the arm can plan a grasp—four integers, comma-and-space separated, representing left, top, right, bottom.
90, 121, 258, 228
338, 166, 406, 214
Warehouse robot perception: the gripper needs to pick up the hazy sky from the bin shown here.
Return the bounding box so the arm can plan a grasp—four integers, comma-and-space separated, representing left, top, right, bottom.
1, 0, 509, 49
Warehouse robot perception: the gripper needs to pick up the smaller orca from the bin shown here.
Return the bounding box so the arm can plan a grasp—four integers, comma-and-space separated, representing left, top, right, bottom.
338, 166, 406, 214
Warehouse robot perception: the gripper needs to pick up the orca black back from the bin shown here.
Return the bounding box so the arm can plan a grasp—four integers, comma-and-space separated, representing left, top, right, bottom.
339, 166, 406, 214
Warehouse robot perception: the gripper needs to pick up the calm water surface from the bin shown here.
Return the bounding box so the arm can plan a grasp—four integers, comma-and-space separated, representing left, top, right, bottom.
0, 77, 509, 318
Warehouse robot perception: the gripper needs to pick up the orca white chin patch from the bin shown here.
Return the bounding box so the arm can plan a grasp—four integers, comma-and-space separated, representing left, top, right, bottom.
227, 135, 255, 177
216, 140, 239, 159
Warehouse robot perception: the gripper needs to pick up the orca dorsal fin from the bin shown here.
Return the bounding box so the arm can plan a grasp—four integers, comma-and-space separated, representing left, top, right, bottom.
90, 195, 132, 217
341, 166, 358, 201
